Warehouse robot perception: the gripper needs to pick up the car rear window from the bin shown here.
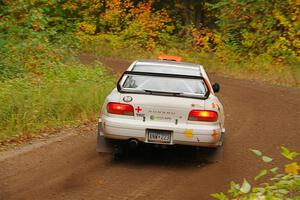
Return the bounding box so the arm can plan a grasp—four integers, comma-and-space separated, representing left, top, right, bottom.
121, 74, 208, 95
133, 65, 200, 76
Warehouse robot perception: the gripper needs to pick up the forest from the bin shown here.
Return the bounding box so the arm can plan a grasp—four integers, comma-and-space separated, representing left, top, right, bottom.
1, 0, 299, 80
0, 0, 299, 141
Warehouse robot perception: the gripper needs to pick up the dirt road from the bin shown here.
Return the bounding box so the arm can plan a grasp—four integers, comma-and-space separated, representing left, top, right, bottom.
0, 56, 299, 200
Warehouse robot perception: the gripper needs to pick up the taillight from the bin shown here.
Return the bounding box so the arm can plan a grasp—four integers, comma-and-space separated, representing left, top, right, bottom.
107, 102, 134, 116
188, 110, 218, 122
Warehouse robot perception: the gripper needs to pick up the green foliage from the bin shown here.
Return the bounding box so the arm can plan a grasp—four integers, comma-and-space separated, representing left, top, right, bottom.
211, 147, 300, 199
251, 149, 263, 157
281, 146, 299, 160
76, 0, 174, 50
211, 192, 229, 200
210, 0, 300, 64
0, 0, 77, 80
255, 170, 268, 181
0, 64, 115, 142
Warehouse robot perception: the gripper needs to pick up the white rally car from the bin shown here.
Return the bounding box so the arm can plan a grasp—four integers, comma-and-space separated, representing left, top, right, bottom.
97, 55, 225, 158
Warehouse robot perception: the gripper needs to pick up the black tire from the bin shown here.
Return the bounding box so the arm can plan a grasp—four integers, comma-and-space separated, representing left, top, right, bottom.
112, 144, 126, 161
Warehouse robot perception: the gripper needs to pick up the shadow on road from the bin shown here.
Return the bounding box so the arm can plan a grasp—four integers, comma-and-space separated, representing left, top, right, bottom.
104, 145, 222, 168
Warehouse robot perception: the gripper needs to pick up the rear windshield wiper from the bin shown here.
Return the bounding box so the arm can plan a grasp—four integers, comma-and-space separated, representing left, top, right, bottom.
120, 88, 207, 99
144, 89, 207, 98
121, 88, 149, 93
179, 92, 206, 98
144, 89, 183, 96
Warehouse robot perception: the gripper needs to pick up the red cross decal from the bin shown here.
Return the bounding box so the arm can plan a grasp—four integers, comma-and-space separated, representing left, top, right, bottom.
135, 106, 142, 113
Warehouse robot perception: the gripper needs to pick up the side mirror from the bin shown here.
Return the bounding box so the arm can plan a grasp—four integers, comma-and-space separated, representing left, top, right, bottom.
212, 83, 220, 93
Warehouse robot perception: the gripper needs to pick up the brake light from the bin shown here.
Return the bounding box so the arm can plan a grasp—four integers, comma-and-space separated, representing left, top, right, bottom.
107, 102, 134, 116
188, 110, 218, 122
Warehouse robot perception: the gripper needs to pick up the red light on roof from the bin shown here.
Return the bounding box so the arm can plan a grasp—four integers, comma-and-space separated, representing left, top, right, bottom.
158, 54, 183, 62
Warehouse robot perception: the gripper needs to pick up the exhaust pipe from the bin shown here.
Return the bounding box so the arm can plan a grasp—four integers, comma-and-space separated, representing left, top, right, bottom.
128, 139, 139, 149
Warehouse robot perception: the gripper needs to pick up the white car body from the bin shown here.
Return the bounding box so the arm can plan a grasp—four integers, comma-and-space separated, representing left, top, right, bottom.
97, 59, 225, 151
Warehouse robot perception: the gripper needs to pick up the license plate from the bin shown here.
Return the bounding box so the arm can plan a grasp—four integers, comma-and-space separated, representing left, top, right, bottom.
147, 129, 171, 144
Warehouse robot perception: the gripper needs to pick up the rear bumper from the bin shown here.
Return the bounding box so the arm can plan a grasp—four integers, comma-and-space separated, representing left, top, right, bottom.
99, 116, 225, 147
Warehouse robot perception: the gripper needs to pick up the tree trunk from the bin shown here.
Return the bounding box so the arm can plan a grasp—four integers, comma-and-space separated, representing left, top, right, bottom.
95, 0, 106, 34
194, 1, 205, 29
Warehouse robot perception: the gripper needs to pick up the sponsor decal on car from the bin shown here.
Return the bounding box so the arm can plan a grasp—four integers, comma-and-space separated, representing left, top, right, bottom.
135, 106, 142, 113
123, 96, 133, 102
136, 113, 145, 117
150, 115, 172, 121
148, 110, 176, 115
184, 129, 193, 138
191, 103, 203, 108
211, 129, 221, 143
212, 130, 217, 139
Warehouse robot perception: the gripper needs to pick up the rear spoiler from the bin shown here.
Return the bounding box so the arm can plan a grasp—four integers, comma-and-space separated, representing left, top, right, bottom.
117, 71, 210, 99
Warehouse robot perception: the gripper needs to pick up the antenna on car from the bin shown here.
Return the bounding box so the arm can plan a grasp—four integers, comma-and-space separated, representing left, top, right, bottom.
157, 54, 183, 62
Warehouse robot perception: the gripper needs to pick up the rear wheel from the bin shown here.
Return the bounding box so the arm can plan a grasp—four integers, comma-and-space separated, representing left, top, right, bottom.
113, 144, 125, 161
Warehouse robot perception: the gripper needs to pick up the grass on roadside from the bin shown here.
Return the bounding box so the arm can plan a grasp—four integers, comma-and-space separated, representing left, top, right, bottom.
0, 63, 115, 143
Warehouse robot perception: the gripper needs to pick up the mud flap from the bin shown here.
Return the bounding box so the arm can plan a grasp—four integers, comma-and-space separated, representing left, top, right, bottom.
97, 134, 114, 153
96, 121, 113, 153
